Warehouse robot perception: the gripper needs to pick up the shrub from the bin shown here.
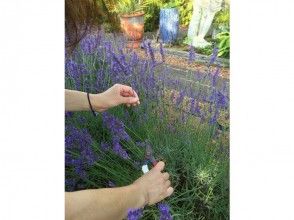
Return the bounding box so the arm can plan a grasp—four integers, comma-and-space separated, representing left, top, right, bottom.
215, 31, 230, 58
178, 0, 193, 27
65, 31, 229, 219
144, 5, 160, 32
213, 8, 230, 29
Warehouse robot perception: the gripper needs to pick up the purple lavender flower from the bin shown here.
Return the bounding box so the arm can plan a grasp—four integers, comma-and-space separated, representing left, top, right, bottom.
141, 40, 148, 56
110, 50, 128, 75
211, 66, 220, 87
65, 59, 88, 90
159, 42, 165, 62
113, 140, 130, 159
188, 45, 196, 64
65, 59, 79, 77
80, 35, 98, 55
65, 125, 97, 178
81, 145, 96, 166
195, 101, 201, 116
144, 73, 157, 97
216, 90, 229, 108
139, 60, 147, 79
209, 47, 219, 66
175, 90, 185, 107
129, 52, 139, 72
77, 115, 87, 125
158, 203, 172, 220
95, 31, 103, 47
102, 112, 131, 142
190, 98, 202, 117
101, 141, 110, 151
194, 71, 203, 81
65, 111, 73, 118
65, 178, 76, 192
127, 208, 143, 220
96, 68, 107, 92
210, 108, 220, 125
209, 88, 217, 103
74, 159, 88, 179
65, 126, 93, 152
117, 48, 129, 72
102, 112, 131, 159
146, 41, 155, 65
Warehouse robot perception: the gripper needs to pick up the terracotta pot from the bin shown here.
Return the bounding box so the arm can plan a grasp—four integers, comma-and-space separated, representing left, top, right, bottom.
120, 12, 144, 49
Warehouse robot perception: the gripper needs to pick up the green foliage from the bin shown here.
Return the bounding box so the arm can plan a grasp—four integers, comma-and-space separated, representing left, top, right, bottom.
143, 0, 179, 8
66, 110, 229, 219
182, 37, 214, 56
143, 0, 180, 31
95, 0, 121, 31
101, 22, 116, 33
144, 4, 160, 31
161, 0, 181, 8
143, 0, 192, 31
196, 45, 214, 56
214, 9, 230, 26
215, 31, 230, 58
213, 8, 230, 30
178, 0, 193, 26
108, 0, 145, 15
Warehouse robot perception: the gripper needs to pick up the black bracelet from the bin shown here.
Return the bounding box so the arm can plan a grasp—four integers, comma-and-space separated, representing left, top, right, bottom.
87, 92, 97, 117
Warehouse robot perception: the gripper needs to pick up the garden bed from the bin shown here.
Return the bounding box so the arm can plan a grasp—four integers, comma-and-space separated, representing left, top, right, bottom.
65, 31, 229, 220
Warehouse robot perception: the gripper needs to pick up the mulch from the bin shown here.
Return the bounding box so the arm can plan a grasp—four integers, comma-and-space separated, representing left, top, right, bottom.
133, 48, 230, 79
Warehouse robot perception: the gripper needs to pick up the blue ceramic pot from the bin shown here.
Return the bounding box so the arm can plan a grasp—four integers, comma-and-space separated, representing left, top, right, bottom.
159, 8, 179, 43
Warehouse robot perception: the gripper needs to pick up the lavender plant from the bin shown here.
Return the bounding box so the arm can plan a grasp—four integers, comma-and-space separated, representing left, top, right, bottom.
65, 31, 229, 219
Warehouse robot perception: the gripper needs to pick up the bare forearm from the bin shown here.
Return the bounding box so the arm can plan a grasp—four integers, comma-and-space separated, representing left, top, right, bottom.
65, 185, 145, 220
65, 89, 102, 112
65, 85, 140, 112
65, 89, 90, 111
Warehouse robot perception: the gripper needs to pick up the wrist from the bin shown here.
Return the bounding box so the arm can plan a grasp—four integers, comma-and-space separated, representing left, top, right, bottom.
89, 93, 103, 112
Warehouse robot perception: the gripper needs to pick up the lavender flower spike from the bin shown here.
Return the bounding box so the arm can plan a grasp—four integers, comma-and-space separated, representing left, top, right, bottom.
158, 203, 173, 220
146, 40, 155, 64
209, 47, 219, 66
188, 45, 196, 64
127, 208, 143, 220
159, 42, 165, 62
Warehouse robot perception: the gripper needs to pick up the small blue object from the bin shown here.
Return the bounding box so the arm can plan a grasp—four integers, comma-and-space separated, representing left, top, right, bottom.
159, 8, 179, 44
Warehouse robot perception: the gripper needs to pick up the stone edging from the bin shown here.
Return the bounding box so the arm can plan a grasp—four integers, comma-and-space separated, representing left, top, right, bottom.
154, 46, 230, 68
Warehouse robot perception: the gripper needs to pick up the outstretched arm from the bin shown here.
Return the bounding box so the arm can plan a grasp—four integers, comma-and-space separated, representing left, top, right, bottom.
65, 162, 173, 220
65, 185, 143, 220
65, 84, 140, 112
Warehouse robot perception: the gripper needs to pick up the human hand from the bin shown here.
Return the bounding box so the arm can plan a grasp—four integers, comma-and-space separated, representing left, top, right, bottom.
91, 84, 140, 112
132, 161, 174, 207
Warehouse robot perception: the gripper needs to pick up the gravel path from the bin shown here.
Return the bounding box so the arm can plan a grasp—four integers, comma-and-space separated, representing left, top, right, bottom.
133, 48, 230, 79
